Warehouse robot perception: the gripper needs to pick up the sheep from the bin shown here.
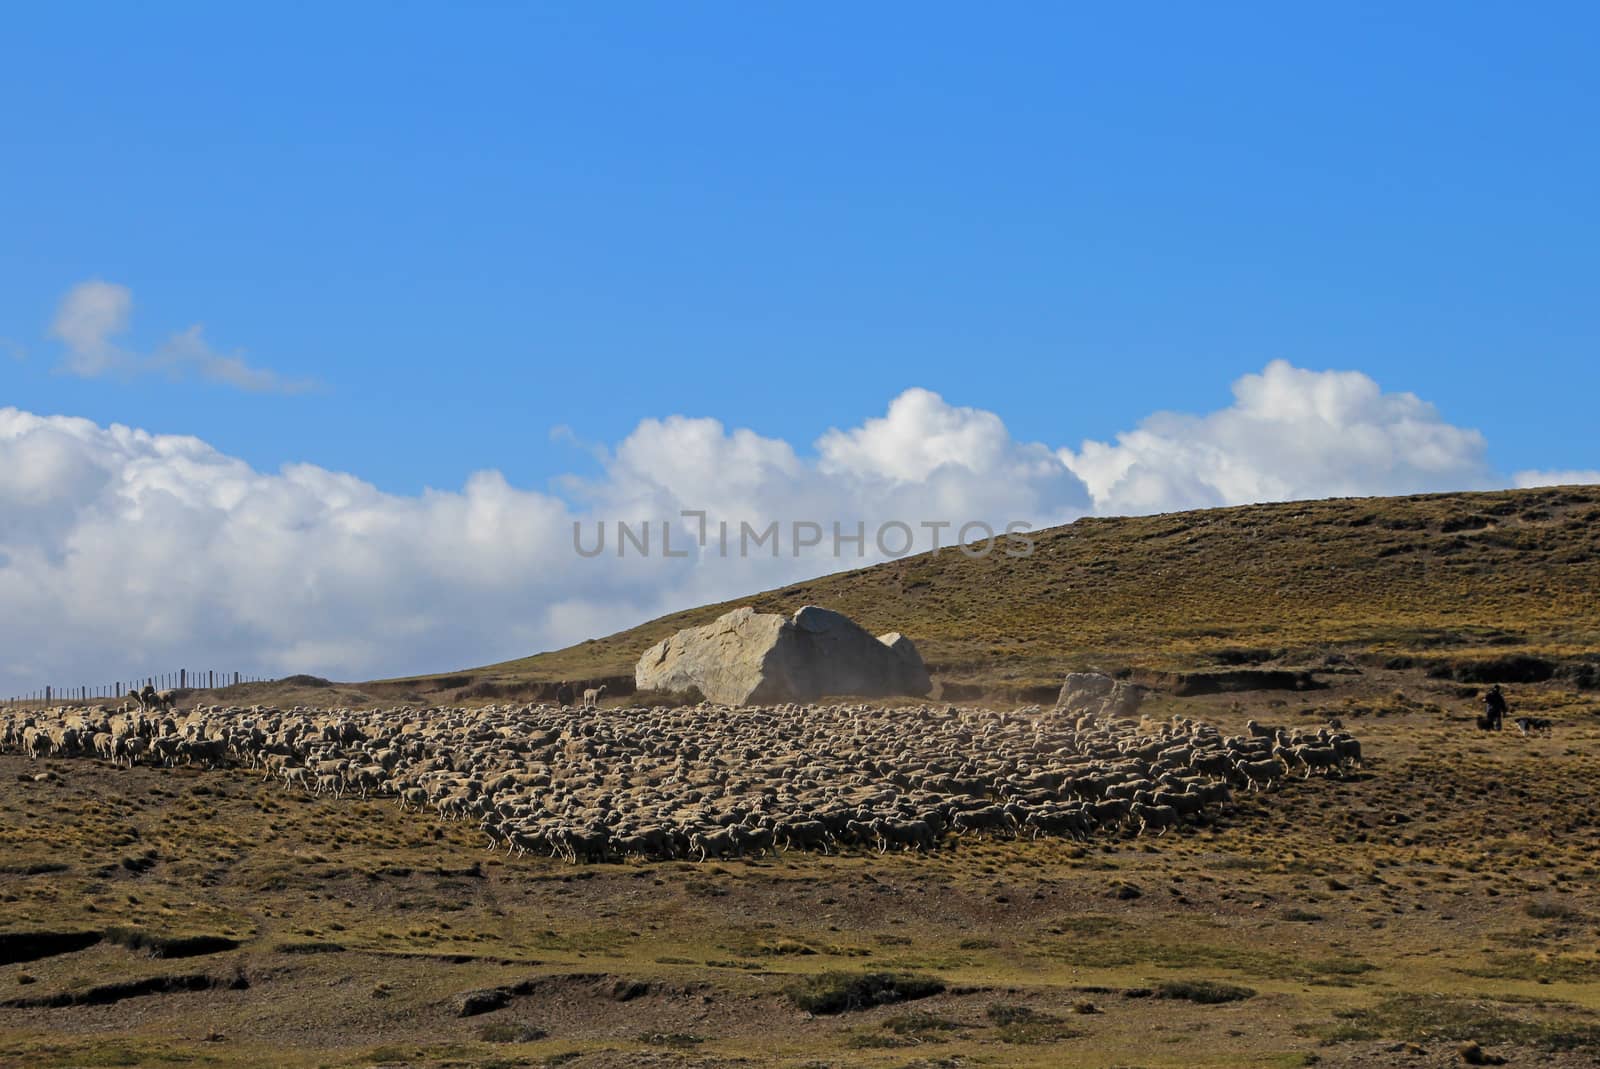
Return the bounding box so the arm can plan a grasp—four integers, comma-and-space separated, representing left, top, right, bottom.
49, 726, 81, 757
1087, 797, 1132, 828
1163, 789, 1207, 818
687, 827, 736, 862
776, 818, 833, 854
1188, 750, 1235, 778
1023, 806, 1092, 841
582, 685, 607, 710
553, 824, 611, 864
870, 817, 937, 853
178, 738, 229, 769
614, 825, 676, 860
950, 805, 1016, 838
1329, 734, 1363, 768
2, 695, 1356, 864
1233, 757, 1281, 791
118, 735, 149, 767
1130, 801, 1178, 837
1514, 716, 1553, 737
1280, 744, 1340, 778
733, 822, 777, 857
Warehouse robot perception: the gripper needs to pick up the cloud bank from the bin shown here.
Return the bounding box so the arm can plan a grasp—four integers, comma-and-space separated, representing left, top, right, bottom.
0, 362, 1575, 696
1513, 469, 1600, 489
0, 388, 1086, 696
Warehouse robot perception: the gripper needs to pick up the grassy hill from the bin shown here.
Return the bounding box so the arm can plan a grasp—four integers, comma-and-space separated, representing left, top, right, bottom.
358, 484, 1600, 705
7, 661, 1600, 1067
9, 491, 1600, 1067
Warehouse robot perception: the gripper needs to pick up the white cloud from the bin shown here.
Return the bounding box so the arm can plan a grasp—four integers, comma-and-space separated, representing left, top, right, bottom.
0, 360, 1583, 697
1513, 469, 1600, 488
51, 280, 133, 376
154, 324, 317, 394
48, 280, 314, 394
0, 391, 1082, 697
1059, 360, 1496, 514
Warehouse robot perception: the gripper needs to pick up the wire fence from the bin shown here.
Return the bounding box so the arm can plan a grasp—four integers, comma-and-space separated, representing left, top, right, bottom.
3, 670, 271, 708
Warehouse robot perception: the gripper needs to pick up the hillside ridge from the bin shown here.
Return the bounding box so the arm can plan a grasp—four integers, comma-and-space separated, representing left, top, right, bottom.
343, 484, 1597, 705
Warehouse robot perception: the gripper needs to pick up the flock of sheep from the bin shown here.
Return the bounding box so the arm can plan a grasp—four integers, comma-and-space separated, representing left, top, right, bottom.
0, 698, 1361, 863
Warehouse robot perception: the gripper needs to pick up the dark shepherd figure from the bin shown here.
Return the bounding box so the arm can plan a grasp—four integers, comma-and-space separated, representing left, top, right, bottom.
1481, 684, 1508, 731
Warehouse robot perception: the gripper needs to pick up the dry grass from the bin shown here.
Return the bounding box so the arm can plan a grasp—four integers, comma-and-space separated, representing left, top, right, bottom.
100, 485, 1600, 712
3, 668, 1600, 1066
6, 486, 1600, 1065
359, 485, 1600, 704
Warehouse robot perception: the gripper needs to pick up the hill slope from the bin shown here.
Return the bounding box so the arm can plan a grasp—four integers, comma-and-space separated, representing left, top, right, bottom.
376, 485, 1600, 703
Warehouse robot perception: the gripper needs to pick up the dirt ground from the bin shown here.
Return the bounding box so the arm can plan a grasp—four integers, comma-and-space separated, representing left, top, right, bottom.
2, 669, 1598, 1068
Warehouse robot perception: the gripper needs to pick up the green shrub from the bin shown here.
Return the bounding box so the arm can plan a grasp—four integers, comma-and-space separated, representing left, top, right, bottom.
1152, 980, 1257, 1004
785, 972, 944, 1015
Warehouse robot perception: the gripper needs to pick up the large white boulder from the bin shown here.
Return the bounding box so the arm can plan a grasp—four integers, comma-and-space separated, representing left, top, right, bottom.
634, 605, 932, 706
1055, 671, 1145, 719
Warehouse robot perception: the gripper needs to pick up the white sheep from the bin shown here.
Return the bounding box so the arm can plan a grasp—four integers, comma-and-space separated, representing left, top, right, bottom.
1130, 800, 1178, 836
1233, 757, 1281, 791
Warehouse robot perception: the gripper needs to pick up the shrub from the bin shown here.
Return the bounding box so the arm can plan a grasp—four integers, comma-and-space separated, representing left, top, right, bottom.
985, 1003, 1082, 1044
1153, 980, 1256, 1004
785, 972, 944, 1015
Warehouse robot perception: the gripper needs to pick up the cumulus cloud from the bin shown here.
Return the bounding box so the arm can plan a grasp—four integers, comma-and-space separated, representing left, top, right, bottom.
48, 280, 315, 393
0, 391, 1082, 696
0, 361, 1582, 696
1059, 360, 1496, 514
1513, 469, 1600, 488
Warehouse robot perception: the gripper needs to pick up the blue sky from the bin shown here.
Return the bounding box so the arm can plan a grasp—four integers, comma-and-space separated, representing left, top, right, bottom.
2, 4, 1599, 694
5, 3, 1597, 495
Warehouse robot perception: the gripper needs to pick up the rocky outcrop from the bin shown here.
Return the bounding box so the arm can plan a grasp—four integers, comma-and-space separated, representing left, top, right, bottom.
1055, 672, 1145, 719
634, 605, 932, 706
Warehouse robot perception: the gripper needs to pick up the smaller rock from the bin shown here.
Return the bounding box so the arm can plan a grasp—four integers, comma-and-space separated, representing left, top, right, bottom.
609, 978, 651, 1002
455, 988, 512, 1017
1457, 1040, 1506, 1066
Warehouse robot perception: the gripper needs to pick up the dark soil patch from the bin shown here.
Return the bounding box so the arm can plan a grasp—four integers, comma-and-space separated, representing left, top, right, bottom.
0, 931, 102, 966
